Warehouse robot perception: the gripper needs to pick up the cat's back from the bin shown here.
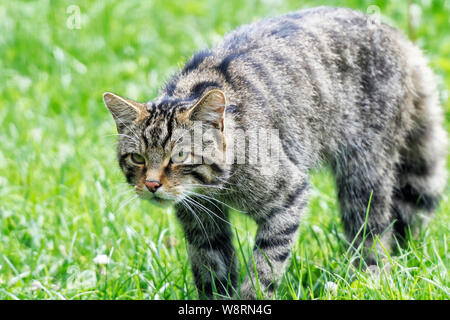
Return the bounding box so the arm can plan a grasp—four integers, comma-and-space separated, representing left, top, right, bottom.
205, 5, 410, 105
169, 6, 425, 149
204, 7, 412, 125
219, 6, 371, 52
172, 6, 409, 102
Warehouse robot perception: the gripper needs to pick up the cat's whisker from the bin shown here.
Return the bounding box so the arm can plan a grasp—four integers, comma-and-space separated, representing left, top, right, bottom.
116, 187, 136, 197
184, 190, 246, 214
184, 194, 244, 234
179, 198, 213, 250
183, 193, 248, 235
184, 191, 224, 212
184, 197, 222, 226
211, 174, 238, 187
107, 188, 136, 205
104, 133, 133, 139
117, 194, 138, 212
182, 196, 222, 230
184, 183, 233, 192
172, 129, 193, 145
110, 111, 142, 142
104, 133, 141, 144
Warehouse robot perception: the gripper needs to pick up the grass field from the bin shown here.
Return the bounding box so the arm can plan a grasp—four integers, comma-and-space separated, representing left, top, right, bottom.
0, 0, 448, 300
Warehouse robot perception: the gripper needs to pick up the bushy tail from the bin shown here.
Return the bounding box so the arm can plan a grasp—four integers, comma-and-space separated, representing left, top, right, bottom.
392, 47, 448, 239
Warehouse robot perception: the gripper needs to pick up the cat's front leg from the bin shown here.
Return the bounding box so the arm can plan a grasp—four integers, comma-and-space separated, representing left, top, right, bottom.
175, 200, 237, 299
240, 181, 309, 299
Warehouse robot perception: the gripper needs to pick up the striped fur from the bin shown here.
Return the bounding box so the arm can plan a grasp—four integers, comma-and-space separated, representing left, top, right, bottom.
104, 7, 448, 299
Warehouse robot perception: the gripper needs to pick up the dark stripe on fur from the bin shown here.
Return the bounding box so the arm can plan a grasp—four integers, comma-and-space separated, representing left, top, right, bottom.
162, 110, 176, 147
182, 50, 213, 75
118, 154, 128, 167
142, 132, 149, 149
214, 51, 244, 82
265, 181, 308, 220
165, 75, 179, 96
181, 164, 203, 174
209, 162, 225, 174
197, 230, 232, 250
214, 48, 256, 84
394, 184, 439, 211
285, 181, 309, 207
255, 236, 291, 250
124, 166, 136, 185
397, 158, 431, 177
269, 20, 299, 39
279, 223, 299, 236
392, 204, 409, 240
273, 250, 290, 262
190, 170, 209, 184
190, 81, 221, 98
225, 104, 239, 114
260, 277, 274, 292
243, 55, 283, 103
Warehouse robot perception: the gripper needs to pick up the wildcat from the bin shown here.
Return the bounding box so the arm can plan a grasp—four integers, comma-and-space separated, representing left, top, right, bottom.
103, 7, 447, 299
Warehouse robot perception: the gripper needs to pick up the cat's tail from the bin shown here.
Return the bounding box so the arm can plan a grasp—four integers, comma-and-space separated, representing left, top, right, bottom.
392, 37, 448, 239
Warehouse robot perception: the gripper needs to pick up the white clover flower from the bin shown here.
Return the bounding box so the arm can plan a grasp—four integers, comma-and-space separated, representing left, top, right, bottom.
31, 280, 42, 291
311, 225, 322, 234
93, 254, 110, 265
324, 281, 338, 295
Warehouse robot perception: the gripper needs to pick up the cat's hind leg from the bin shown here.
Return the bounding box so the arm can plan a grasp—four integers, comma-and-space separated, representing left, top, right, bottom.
332, 143, 398, 267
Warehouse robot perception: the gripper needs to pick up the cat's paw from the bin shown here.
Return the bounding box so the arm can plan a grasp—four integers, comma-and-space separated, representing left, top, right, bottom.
366, 262, 392, 283
239, 279, 274, 300
239, 280, 257, 300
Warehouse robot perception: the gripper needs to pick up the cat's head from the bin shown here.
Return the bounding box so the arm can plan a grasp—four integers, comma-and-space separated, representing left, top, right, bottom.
103, 90, 228, 204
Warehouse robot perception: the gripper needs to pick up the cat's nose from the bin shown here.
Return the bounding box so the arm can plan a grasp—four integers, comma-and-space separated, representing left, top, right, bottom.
145, 180, 161, 193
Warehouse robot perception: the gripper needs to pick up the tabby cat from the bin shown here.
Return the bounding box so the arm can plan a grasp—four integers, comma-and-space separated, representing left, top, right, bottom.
103, 7, 447, 299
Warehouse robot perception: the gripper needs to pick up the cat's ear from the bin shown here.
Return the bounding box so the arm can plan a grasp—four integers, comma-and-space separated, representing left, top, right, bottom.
103, 92, 148, 131
184, 89, 226, 131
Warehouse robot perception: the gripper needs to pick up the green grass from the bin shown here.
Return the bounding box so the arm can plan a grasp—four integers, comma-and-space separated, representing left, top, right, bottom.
0, 0, 448, 300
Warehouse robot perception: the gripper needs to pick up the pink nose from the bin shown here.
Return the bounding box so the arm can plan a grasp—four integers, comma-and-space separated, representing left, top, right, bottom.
145, 180, 161, 193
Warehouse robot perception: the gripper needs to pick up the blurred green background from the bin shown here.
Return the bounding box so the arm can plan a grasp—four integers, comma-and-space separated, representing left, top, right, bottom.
0, 0, 448, 299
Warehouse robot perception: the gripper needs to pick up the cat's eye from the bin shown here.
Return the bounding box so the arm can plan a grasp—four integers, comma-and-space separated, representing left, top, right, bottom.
171, 150, 189, 164
130, 153, 145, 165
